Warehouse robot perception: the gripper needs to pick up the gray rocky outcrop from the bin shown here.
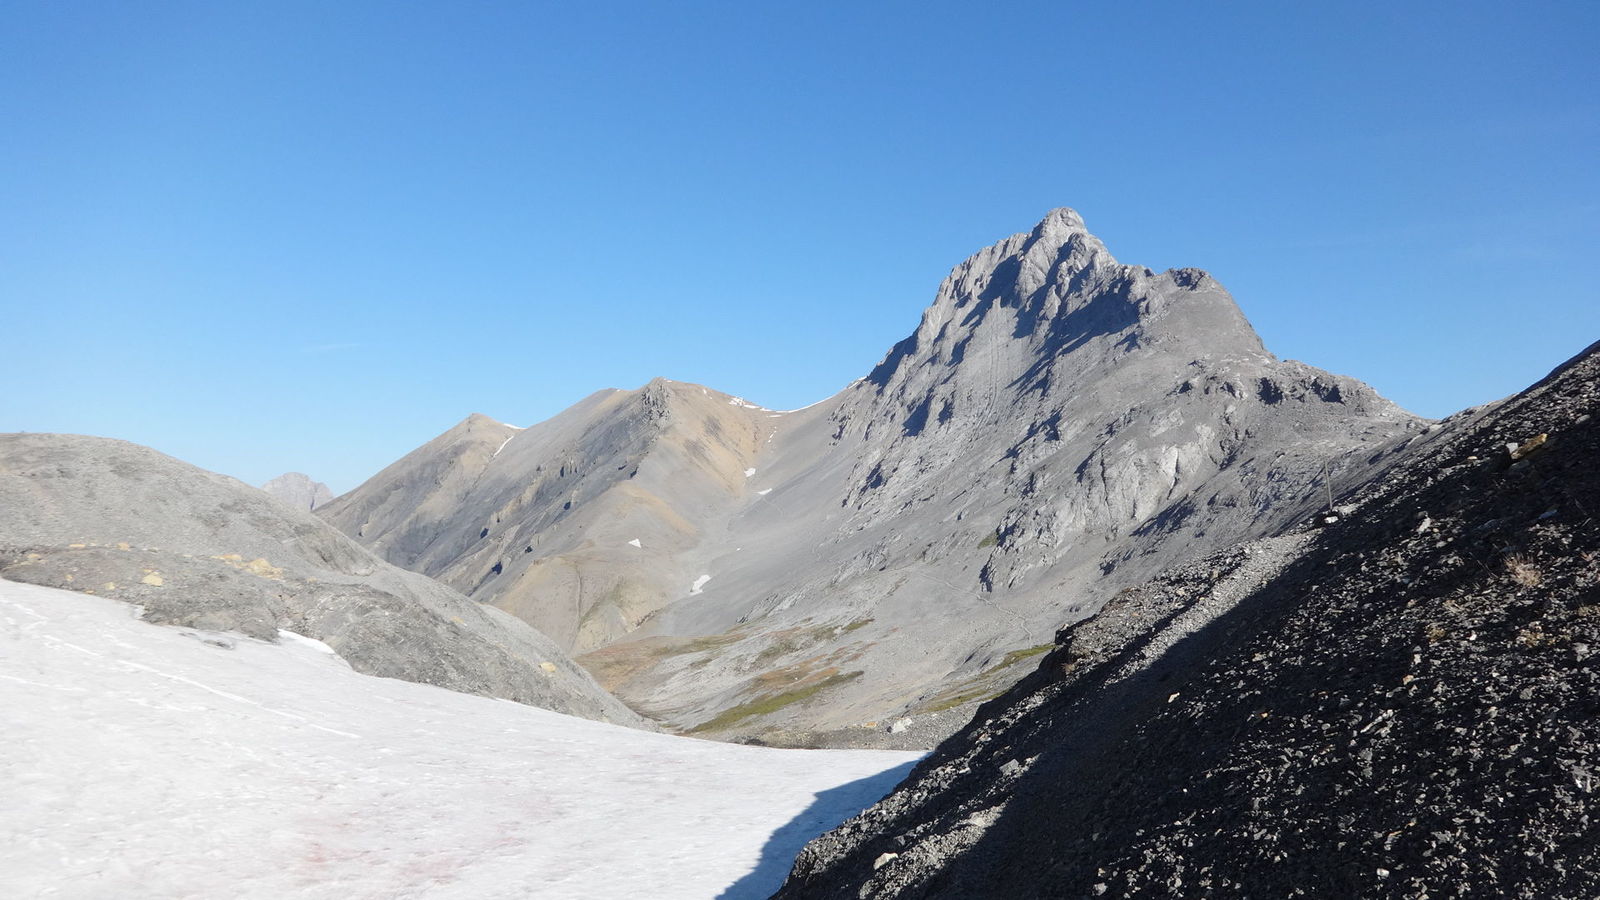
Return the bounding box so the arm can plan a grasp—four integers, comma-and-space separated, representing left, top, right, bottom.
0, 433, 645, 727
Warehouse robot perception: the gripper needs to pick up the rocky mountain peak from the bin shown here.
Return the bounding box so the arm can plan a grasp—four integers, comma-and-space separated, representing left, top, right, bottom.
865, 209, 1263, 402
322, 208, 1422, 742
458, 412, 513, 433
1032, 204, 1087, 232
1021, 206, 1108, 274
260, 471, 334, 511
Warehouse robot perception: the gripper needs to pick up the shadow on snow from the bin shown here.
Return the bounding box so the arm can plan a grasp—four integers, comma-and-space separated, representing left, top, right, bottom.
717, 758, 921, 899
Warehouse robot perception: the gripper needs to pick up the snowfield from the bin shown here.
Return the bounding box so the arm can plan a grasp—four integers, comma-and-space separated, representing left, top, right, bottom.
0, 578, 920, 899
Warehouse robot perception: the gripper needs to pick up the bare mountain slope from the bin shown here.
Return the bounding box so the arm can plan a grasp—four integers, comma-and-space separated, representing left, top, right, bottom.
325, 209, 1421, 741
777, 341, 1600, 897
318, 381, 776, 652
0, 433, 643, 727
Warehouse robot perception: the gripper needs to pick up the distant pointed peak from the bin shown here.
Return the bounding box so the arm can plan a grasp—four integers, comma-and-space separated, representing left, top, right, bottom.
1033, 207, 1087, 235
260, 471, 333, 511
1021, 207, 1111, 266
454, 412, 518, 434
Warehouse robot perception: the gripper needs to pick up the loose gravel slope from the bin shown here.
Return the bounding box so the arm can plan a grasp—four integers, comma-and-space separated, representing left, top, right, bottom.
779, 340, 1600, 898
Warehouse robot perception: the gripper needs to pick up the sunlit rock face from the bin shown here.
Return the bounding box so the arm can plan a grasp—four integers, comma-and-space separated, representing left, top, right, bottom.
323, 209, 1420, 743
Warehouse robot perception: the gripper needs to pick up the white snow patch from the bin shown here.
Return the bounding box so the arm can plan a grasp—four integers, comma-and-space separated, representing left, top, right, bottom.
744, 467, 757, 478
775, 383, 854, 414
492, 434, 516, 457
627, 538, 642, 548
0, 579, 919, 899
757, 488, 773, 496
727, 396, 771, 411
690, 574, 712, 595
275, 629, 339, 657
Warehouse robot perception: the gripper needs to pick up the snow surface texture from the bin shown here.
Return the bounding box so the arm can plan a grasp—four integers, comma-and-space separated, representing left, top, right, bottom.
0, 579, 920, 899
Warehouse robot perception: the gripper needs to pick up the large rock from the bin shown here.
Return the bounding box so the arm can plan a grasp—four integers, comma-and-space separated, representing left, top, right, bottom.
776, 341, 1600, 897
0, 433, 645, 728
322, 209, 1421, 741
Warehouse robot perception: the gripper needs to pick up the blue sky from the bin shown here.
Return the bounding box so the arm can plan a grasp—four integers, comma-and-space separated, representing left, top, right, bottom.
4, 1, 1596, 493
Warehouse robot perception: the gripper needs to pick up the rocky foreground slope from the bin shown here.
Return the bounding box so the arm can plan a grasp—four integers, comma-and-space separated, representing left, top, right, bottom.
0, 434, 643, 726
777, 342, 1600, 897
323, 209, 1421, 743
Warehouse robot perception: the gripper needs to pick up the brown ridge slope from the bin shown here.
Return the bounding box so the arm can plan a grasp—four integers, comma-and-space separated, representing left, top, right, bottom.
778, 339, 1600, 898
318, 380, 772, 653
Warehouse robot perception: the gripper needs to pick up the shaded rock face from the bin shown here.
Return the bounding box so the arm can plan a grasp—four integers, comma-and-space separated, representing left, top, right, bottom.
0, 433, 645, 728
776, 341, 1600, 898
260, 471, 333, 511
323, 209, 1421, 741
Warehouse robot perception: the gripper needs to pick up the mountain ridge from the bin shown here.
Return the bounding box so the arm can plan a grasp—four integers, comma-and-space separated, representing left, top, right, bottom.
321, 208, 1423, 743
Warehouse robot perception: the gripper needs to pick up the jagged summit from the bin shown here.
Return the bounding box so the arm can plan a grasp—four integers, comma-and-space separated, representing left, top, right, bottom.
1034, 204, 1087, 230
866, 208, 1265, 402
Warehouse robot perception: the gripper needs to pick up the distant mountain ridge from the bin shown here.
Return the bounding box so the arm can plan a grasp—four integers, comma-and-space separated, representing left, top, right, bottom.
260, 471, 333, 511
321, 209, 1423, 742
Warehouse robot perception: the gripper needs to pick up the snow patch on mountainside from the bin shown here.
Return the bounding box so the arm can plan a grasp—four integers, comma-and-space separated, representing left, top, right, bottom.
0, 579, 919, 899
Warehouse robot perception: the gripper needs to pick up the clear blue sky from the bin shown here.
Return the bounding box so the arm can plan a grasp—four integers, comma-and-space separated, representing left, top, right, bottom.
4, 1, 1596, 493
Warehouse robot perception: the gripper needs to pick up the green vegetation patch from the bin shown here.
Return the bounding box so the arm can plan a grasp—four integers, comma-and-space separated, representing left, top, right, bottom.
687, 670, 864, 734
977, 532, 997, 549
668, 630, 748, 656
911, 642, 1056, 715
753, 619, 872, 666
986, 642, 1054, 674
922, 685, 1006, 713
